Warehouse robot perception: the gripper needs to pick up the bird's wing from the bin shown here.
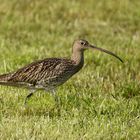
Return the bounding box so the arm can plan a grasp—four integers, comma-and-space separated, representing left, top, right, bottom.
7, 58, 75, 85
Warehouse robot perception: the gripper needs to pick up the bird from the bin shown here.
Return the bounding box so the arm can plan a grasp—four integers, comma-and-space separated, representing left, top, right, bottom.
0, 39, 123, 104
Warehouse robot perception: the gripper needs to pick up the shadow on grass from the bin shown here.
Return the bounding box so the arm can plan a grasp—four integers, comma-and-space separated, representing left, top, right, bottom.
114, 82, 140, 99
3, 82, 139, 118
13, 92, 98, 118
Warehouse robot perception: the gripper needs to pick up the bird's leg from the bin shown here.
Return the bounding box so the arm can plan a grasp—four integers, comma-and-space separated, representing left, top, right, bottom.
45, 88, 61, 115
49, 89, 58, 102
45, 88, 56, 96
52, 90, 61, 116
45, 88, 59, 105
24, 89, 36, 105
51, 89, 56, 96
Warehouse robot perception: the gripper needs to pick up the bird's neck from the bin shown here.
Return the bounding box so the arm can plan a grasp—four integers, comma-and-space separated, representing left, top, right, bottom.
71, 48, 84, 69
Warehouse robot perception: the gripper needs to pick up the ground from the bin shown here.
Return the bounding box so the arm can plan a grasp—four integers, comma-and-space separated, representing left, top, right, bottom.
0, 0, 140, 139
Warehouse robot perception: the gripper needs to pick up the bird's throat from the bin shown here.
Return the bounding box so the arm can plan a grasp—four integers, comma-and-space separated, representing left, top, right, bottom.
71, 49, 84, 69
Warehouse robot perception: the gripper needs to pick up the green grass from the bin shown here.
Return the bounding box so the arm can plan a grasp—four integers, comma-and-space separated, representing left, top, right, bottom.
0, 0, 140, 139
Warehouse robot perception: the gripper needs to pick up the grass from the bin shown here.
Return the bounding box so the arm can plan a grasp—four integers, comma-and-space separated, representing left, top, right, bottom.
0, 0, 140, 139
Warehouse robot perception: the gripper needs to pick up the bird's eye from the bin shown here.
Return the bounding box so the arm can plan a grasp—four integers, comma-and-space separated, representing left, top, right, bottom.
81, 42, 85, 45
80, 40, 88, 46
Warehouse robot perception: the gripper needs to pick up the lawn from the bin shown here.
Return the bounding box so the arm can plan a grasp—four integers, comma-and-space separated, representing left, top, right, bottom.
0, 0, 140, 139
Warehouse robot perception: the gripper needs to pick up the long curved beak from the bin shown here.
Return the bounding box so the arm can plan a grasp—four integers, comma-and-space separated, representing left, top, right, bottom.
90, 45, 123, 63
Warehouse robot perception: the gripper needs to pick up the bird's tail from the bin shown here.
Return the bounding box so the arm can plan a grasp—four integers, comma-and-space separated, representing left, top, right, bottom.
0, 73, 13, 85
0, 73, 28, 87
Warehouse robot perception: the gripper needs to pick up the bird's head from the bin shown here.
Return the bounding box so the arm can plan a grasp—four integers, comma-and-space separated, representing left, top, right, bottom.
73, 39, 123, 63
73, 39, 89, 51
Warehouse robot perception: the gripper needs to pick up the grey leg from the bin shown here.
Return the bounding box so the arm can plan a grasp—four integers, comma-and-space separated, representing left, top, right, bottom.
24, 89, 36, 105
45, 88, 61, 115
45, 88, 56, 96
51, 89, 56, 96
49, 89, 58, 103
52, 90, 61, 116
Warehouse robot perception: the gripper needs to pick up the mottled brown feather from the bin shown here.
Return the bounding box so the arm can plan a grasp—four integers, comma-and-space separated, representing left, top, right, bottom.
0, 58, 81, 89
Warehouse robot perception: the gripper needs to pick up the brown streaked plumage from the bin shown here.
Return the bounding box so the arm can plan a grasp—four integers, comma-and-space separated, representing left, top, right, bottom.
0, 39, 123, 104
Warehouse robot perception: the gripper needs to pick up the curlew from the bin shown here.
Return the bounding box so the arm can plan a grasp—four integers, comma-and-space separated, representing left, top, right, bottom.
0, 39, 123, 104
